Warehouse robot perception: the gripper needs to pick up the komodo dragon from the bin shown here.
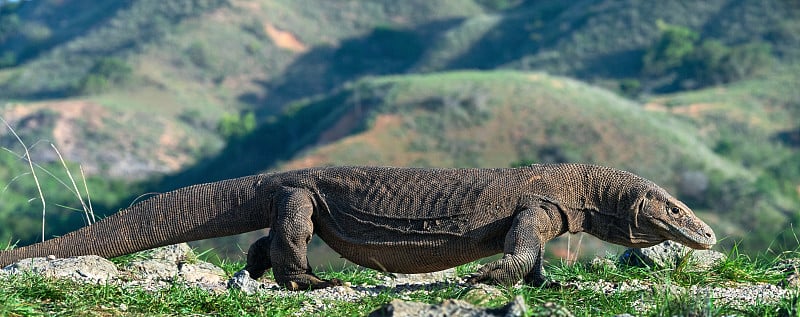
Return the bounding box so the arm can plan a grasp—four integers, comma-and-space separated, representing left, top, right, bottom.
0, 164, 716, 290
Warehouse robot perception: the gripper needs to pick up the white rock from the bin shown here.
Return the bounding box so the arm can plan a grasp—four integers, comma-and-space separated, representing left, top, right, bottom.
3, 255, 118, 283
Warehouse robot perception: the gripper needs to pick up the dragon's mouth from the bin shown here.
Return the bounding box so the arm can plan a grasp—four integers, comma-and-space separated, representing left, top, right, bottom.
652, 218, 717, 250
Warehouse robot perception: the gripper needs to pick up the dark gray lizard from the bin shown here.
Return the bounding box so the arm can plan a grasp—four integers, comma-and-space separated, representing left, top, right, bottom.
0, 164, 716, 290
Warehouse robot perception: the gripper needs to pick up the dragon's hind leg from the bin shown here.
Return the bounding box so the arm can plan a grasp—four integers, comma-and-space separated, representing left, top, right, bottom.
257, 187, 341, 290
245, 234, 331, 290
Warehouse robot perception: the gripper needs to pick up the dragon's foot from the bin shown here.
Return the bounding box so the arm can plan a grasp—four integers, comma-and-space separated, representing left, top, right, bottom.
466, 259, 525, 287
279, 274, 343, 291
467, 254, 556, 288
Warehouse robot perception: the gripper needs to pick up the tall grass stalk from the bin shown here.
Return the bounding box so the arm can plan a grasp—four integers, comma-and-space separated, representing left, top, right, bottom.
0, 116, 47, 242
51, 144, 94, 225
80, 165, 96, 223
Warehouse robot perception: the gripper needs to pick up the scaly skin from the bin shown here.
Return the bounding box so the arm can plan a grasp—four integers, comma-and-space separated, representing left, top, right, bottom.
0, 164, 716, 290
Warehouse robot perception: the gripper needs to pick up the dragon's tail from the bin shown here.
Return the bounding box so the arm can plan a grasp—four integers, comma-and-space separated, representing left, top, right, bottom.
0, 174, 271, 267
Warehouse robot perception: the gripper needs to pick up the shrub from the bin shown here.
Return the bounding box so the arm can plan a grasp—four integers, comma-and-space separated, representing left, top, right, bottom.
76, 57, 133, 95
178, 109, 211, 130
723, 42, 772, 81
241, 19, 268, 41
0, 51, 15, 67
0, 11, 19, 43
217, 112, 256, 139
78, 75, 109, 95
684, 39, 731, 85
642, 21, 699, 76
643, 21, 774, 89
185, 41, 213, 69
618, 78, 642, 97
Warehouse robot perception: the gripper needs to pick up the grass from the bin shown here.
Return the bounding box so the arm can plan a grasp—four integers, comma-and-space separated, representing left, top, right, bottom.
0, 273, 317, 316
2, 247, 800, 316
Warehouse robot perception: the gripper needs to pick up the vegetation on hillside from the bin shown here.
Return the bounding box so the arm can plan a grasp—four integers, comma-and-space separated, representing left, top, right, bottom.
0, 0, 229, 98
77, 57, 134, 95
642, 21, 774, 92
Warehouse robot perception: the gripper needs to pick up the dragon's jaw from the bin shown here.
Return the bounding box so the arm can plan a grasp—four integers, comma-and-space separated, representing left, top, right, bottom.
652, 217, 717, 250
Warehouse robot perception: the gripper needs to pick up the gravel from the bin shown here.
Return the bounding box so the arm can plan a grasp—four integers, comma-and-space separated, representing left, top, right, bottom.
3, 243, 799, 315
567, 278, 797, 311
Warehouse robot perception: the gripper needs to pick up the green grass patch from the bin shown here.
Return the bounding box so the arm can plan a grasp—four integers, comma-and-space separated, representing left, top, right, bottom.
3, 248, 799, 316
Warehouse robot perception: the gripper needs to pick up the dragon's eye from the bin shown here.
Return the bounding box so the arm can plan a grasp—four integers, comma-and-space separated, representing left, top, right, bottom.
670, 206, 681, 214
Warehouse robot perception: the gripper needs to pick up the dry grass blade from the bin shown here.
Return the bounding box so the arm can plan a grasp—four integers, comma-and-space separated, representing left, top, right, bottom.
1, 172, 32, 197
51, 143, 93, 225
80, 165, 96, 223
0, 116, 47, 242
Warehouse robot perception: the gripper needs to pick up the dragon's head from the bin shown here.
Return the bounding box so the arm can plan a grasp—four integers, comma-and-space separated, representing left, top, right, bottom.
632, 186, 716, 250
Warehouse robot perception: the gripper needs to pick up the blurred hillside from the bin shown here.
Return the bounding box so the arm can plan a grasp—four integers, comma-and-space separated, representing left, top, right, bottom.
0, 0, 798, 264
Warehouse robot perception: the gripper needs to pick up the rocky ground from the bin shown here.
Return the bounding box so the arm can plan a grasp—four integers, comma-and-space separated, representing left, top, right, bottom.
2, 242, 798, 317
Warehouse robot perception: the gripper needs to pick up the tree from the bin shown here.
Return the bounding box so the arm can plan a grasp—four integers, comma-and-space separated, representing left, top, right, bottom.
642, 20, 699, 76
724, 43, 772, 81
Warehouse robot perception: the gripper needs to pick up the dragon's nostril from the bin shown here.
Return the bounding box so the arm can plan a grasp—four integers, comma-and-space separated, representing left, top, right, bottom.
705, 232, 712, 238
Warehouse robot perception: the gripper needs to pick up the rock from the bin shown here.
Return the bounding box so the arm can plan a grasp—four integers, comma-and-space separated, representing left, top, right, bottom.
505, 296, 527, 317
178, 261, 227, 291
124, 259, 180, 282
0, 244, 225, 292
620, 241, 725, 270
773, 258, 800, 287
121, 244, 191, 281
135, 243, 194, 262
535, 302, 574, 317
180, 261, 226, 283
123, 258, 226, 286
3, 255, 118, 283
773, 258, 800, 273
589, 257, 617, 272
120, 244, 226, 291
369, 295, 527, 317
391, 268, 457, 285
783, 273, 800, 288
227, 270, 268, 294
463, 284, 505, 305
